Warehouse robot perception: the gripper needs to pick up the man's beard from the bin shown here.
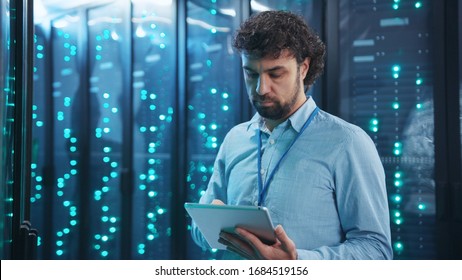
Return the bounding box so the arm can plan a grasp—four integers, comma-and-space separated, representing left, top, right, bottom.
253, 70, 301, 121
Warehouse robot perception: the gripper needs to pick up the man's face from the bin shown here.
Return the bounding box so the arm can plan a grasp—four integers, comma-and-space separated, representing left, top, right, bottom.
241, 50, 309, 122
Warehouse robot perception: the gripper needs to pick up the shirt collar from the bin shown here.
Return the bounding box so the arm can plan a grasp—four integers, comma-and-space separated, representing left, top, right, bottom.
246, 96, 318, 133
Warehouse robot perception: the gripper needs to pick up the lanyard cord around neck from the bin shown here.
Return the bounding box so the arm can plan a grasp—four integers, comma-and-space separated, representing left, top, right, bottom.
257, 107, 320, 206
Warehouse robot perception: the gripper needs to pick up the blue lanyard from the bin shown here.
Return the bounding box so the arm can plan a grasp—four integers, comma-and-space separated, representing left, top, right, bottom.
257, 107, 320, 206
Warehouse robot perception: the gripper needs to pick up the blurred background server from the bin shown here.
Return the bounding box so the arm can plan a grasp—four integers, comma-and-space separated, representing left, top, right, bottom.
1, 0, 461, 260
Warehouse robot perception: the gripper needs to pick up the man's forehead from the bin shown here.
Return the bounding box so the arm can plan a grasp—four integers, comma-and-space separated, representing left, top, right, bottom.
241, 49, 295, 61
241, 51, 297, 71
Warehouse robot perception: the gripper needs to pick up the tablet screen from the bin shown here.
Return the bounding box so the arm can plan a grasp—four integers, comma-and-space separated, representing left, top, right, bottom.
185, 203, 276, 250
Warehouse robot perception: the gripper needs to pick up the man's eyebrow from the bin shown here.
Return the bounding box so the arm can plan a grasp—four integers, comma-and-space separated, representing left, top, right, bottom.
265, 66, 286, 72
242, 65, 287, 72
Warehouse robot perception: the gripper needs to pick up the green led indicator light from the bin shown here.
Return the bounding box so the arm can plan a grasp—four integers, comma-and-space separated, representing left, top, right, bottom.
415, 2, 422, 8
416, 78, 423, 85
392, 65, 400, 78
392, 102, 400, 110
369, 118, 379, 132
392, 194, 402, 203
393, 242, 404, 254
418, 203, 427, 210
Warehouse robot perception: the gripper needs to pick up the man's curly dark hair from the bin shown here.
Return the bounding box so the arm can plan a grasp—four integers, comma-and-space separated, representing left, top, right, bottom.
233, 10, 326, 87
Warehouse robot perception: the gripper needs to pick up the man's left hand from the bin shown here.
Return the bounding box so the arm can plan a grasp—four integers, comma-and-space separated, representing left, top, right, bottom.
218, 225, 297, 260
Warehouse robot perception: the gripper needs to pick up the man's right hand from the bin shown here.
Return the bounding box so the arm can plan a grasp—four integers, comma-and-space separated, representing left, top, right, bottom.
212, 199, 225, 205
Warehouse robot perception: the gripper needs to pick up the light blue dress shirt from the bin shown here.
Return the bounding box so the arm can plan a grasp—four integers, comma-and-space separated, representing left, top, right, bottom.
191, 97, 393, 260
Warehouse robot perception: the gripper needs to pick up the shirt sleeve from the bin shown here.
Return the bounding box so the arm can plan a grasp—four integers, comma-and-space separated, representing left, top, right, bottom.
297, 128, 393, 260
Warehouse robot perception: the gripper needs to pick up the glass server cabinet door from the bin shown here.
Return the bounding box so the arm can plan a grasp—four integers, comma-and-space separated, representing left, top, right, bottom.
338, 0, 437, 259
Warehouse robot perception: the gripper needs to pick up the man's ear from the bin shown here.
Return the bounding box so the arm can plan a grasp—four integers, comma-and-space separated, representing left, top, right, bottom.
301, 57, 310, 79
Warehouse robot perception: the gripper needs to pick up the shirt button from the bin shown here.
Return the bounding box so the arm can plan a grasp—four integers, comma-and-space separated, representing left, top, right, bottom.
260, 168, 265, 175
254, 201, 259, 206
269, 139, 275, 145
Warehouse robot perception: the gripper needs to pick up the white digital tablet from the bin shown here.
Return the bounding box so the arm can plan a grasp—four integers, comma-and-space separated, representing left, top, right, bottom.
184, 202, 276, 250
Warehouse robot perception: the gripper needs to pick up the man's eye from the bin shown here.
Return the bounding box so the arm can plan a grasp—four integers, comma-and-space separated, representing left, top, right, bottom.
270, 73, 282, 79
245, 71, 258, 78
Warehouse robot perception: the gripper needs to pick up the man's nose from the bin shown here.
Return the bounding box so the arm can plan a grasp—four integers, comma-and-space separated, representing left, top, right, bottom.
256, 75, 270, 95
